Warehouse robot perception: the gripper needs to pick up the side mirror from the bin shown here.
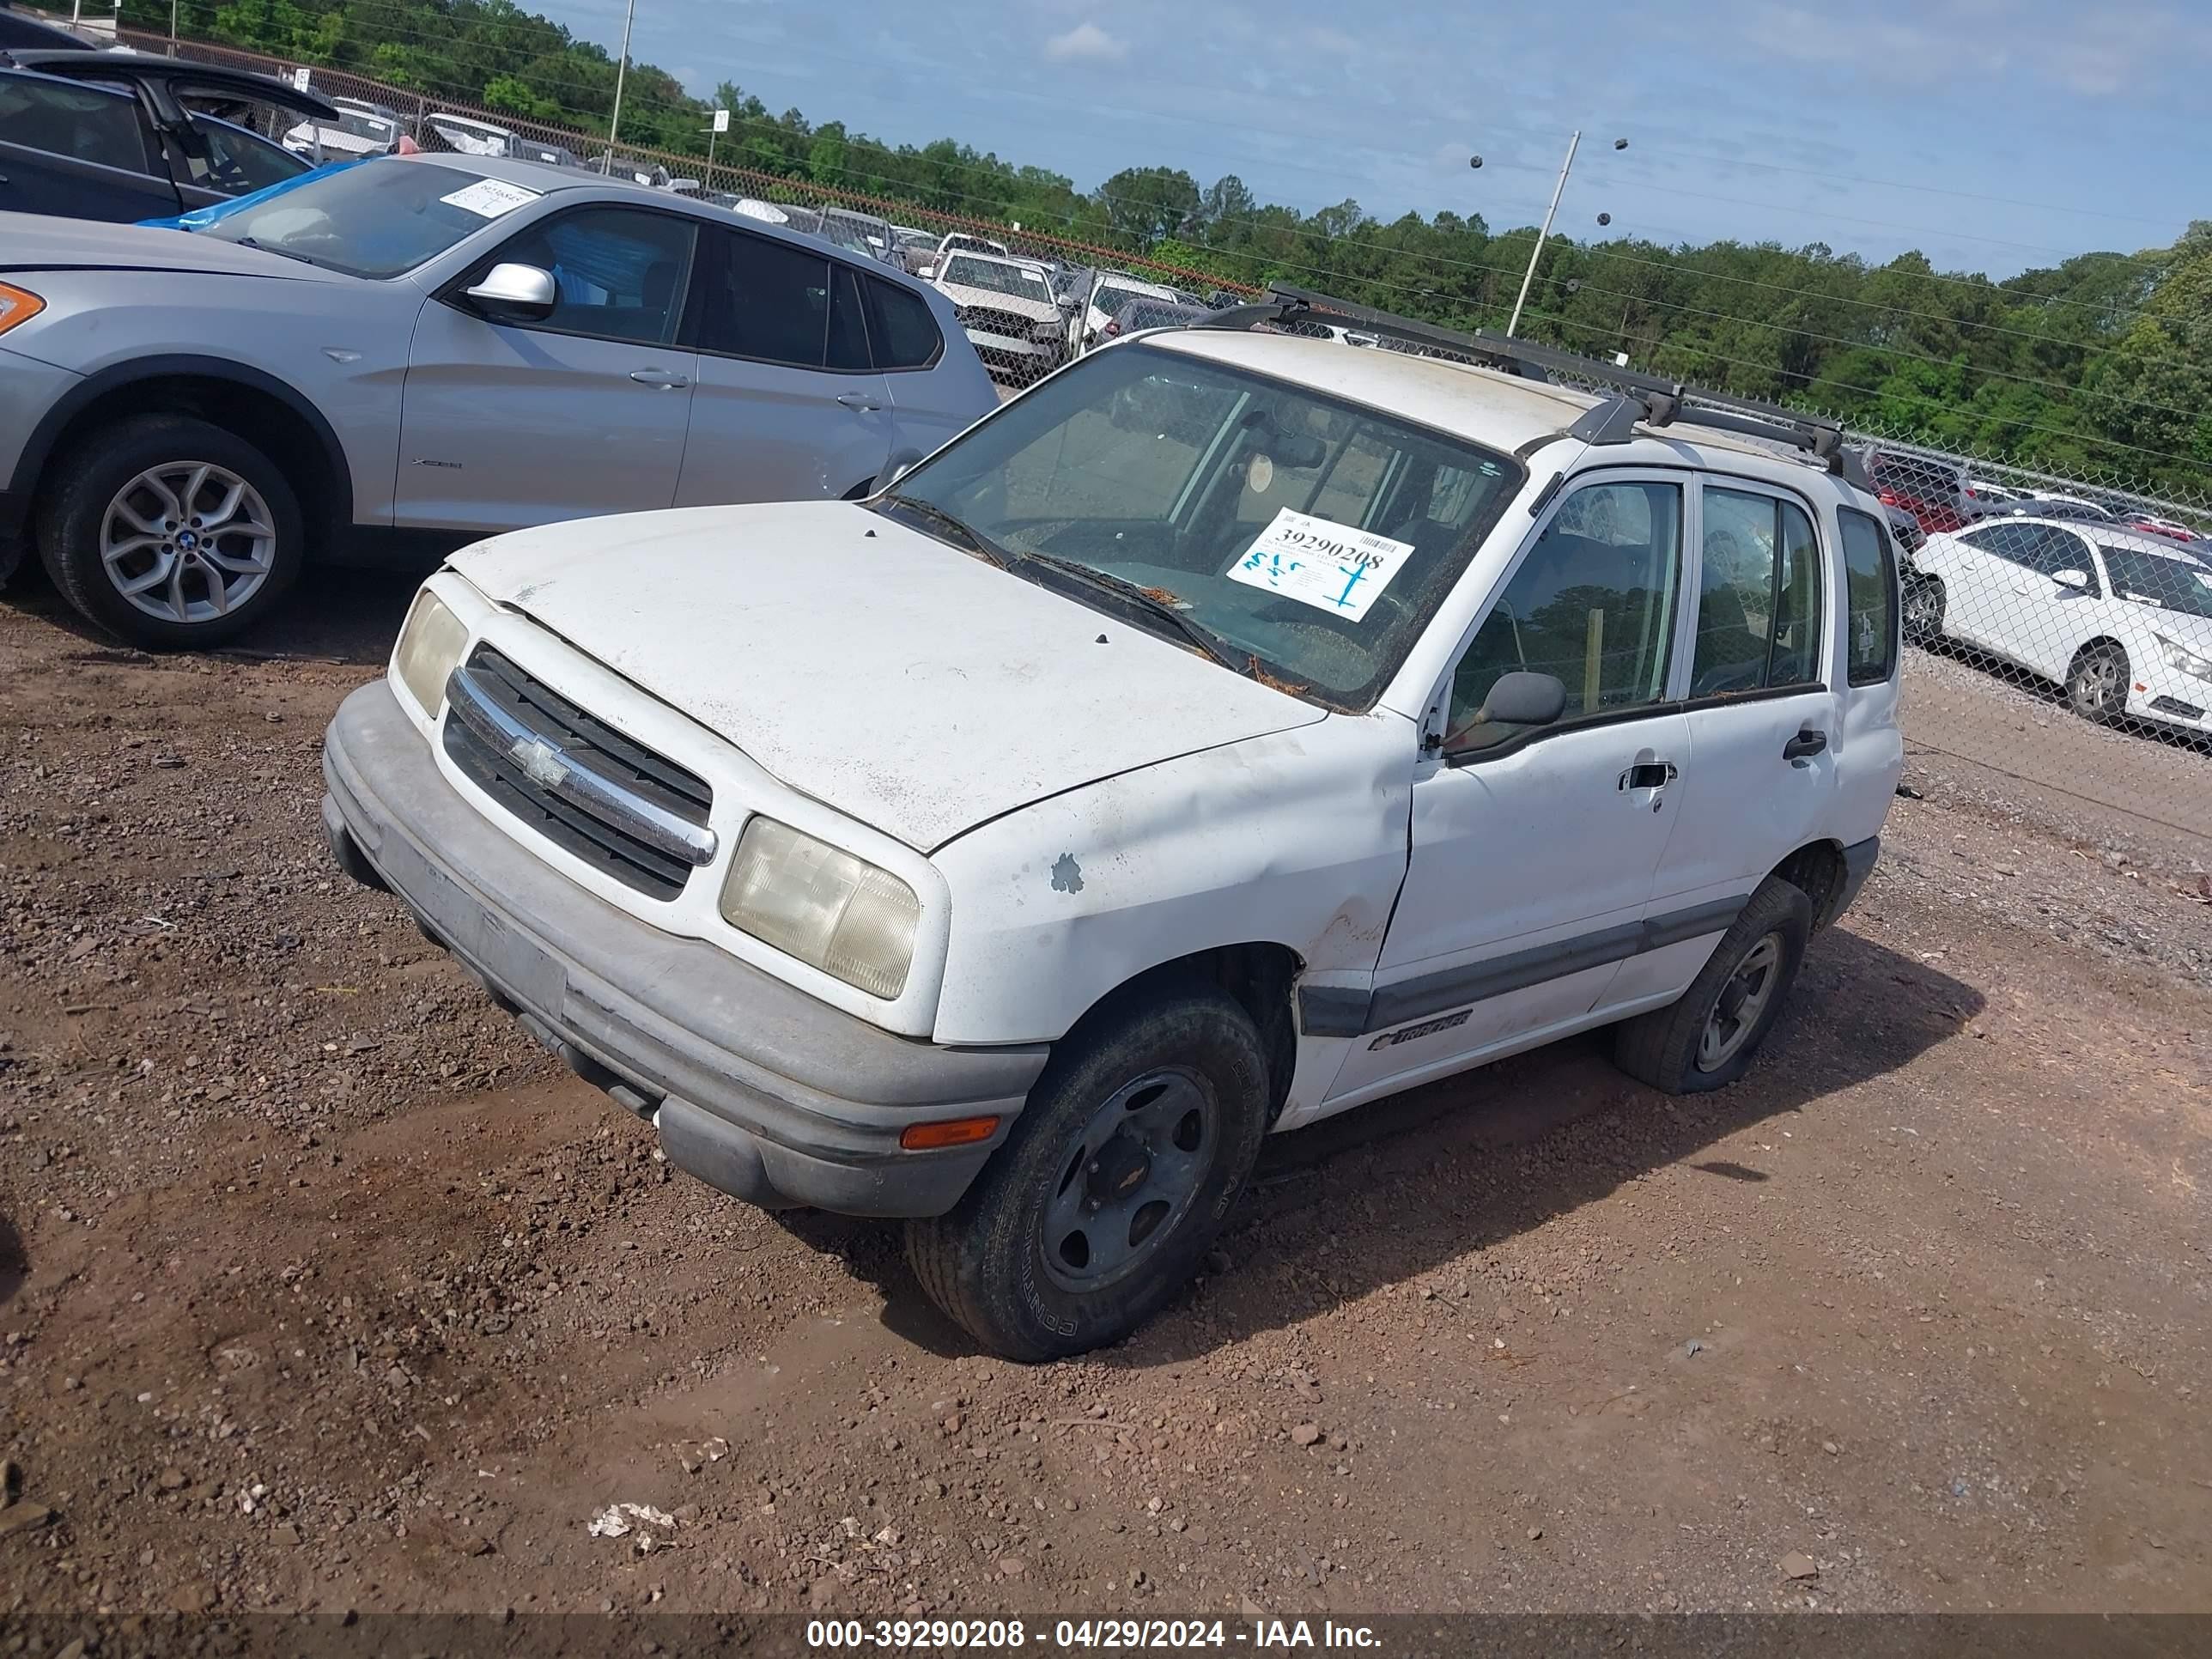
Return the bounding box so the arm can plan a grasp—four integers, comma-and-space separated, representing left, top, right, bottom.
872, 458, 913, 496
465, 262, 557, 322
915, 262, 934, 280
1056, 293, 1082, 314
1478, 671, 1568, 727
2051, 568, 2091, 591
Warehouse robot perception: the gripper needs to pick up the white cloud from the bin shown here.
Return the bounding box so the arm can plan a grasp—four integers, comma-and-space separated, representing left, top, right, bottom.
1043, 22, 1128, 63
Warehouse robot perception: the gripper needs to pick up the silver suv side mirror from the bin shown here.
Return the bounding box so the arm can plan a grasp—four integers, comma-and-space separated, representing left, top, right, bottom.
465, 263, 558, 322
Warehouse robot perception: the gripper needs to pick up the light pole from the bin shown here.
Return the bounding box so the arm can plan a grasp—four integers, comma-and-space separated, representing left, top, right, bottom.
1475, 134, 1626, 339
602, 0, 637, 175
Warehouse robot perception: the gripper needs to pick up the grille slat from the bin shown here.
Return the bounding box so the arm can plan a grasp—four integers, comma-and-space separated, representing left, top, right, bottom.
442, 647, 714, 902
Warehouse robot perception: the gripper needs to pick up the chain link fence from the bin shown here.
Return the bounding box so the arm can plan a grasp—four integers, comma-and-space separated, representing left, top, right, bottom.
49, 24, 2209, 840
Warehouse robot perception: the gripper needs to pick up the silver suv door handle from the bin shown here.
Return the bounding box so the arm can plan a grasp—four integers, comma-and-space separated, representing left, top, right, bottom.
836, 392, 883, 411
629, 368, 690, 388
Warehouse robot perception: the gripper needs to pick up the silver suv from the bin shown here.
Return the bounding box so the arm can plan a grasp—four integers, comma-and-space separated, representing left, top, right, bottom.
0, 155, 998, 647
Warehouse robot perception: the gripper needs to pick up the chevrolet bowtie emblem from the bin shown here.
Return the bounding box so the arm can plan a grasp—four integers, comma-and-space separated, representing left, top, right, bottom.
509, 736, 569, 788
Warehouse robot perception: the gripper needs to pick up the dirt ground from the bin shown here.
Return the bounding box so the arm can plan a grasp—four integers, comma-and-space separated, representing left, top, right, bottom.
2, 566, 2209, 1623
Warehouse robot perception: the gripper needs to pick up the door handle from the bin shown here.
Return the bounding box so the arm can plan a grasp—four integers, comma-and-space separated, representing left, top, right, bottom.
836, 392, 883, 411
1618, 760, 1677, 791
629, 368, 690, 388
1783, 728, 1827, 761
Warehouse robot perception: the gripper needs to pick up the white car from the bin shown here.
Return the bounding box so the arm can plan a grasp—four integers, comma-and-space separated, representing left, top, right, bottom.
322, 292, 1904, 1359
283, 97, 403, 161
1079, 272, 1177, 352
1906, 518, 2212, 735
422, 112, 516, 158
932, 251, 1065, 384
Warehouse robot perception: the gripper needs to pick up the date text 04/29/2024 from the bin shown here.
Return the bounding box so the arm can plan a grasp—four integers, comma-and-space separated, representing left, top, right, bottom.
803, 1620, 1383, 1650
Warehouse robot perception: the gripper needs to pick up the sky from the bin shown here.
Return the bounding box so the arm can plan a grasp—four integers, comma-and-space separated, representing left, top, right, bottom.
532, 0, 2210, 278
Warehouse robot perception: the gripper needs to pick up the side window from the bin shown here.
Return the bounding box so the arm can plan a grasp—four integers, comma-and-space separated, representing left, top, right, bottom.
1838, 507, 1898, 686
1447, 479, 1685, 751
697, 229, 832, 367
182, 115, 303, 194
863, 276, 943, 370
492, 208, 697, 346
0, 76, 150, 173
1690, 487, 1823, 696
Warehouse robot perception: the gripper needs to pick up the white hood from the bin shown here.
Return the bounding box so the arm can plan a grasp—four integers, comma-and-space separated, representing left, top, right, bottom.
451, 501, 1325, 850
935, 277, 1059, 323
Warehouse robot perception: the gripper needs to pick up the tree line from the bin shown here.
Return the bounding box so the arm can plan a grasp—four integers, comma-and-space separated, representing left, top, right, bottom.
122, 0, 2212, 493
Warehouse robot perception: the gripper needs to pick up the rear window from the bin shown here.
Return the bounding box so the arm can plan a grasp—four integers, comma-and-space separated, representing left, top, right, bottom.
1838, 507, 1899, 684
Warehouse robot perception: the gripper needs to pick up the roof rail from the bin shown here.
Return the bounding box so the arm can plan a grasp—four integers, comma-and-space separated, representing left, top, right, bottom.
1197, 284, 1869, 485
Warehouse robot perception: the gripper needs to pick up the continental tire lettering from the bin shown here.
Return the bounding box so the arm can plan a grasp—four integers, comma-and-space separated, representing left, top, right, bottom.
1368, 1009, 1473, 1049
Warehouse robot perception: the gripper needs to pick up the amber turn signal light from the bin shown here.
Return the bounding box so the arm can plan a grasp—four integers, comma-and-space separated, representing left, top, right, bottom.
899, 1115, 1001, 1151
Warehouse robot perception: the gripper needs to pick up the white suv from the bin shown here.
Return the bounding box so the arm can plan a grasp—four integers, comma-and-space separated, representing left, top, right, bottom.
321, 289, 1905, 1360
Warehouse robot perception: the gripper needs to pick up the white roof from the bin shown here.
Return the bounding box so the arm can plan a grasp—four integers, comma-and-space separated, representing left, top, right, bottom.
1147, 329, 1862, 496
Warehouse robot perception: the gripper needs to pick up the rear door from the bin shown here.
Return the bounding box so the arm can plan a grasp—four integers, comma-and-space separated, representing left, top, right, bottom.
1619, 477, 1837, 1008
870, 275, 992, 468
674, 225, 894, 505
0, 71, 181, 222
397, 202, 701, 532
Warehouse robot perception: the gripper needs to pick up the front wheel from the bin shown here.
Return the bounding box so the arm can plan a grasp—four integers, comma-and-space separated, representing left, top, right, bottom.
2065, 641, 2130, 725
905, 982, 1270, 1361
1901, 576, 1946, 646
1612, 876, 1813, 1094
38, 414, 304, 650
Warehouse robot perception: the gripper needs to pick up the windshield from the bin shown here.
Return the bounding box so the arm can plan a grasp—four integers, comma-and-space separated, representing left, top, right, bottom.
198, 159, 526, 277
943, 256, 1049, 300
2104, 546, 2212, 617
878, 343, 1523, 706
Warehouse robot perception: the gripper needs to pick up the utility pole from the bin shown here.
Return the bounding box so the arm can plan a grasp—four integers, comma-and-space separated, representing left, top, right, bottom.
602, 0, 637, 175
1507, 130, 1578, 339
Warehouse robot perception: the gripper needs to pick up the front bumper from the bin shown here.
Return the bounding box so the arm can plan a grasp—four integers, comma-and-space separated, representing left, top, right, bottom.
320, 679, 1048, 1217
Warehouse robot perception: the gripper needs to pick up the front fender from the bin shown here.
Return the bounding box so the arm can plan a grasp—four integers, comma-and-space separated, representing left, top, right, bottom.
928, 713, 1414, 1046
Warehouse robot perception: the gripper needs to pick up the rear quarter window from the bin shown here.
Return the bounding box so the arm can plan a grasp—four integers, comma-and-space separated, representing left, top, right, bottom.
1838, 506, 1899, 685
864, 277, 944, 371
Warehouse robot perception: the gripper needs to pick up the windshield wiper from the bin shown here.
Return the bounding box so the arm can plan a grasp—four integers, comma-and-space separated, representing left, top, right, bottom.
1015, 553, 1266, 683
228, 235, 320, 268
878, 494, 1012, 568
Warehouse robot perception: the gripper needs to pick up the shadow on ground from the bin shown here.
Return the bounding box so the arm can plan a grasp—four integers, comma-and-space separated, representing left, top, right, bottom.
798, 927, 1984, 1361
0, 1212, 24, 1313
3, 557, 425, 667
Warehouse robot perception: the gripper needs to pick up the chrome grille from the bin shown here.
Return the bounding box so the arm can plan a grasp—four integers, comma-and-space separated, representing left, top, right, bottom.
441, 647, 715, 900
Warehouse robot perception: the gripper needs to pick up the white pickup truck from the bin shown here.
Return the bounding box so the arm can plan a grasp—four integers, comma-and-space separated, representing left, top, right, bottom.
323, 290, 1904, 1360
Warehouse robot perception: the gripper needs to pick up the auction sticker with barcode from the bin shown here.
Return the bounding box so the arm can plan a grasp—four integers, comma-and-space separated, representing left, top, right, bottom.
1227, 508, 1414, 623
440, 178, 541, 219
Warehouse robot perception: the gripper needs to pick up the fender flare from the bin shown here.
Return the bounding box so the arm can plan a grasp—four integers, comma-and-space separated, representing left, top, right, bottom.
9, 354, 355, 530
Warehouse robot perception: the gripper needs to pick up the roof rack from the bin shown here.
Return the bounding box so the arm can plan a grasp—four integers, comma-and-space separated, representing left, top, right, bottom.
1197, 284, 1869, 486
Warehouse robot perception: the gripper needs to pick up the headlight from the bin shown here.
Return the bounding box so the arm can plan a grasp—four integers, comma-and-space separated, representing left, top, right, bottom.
0, 282, 45, 337
2155, 633, 2212, 683
720, 818, 921, 1000
392, 588, 470, 716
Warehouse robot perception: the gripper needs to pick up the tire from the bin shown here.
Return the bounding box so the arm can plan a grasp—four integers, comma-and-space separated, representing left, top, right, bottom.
36, 414, 304, 650
2065, 641, 2130, 726
905, 981, 1271, 1362
1613, 876, 1813, 1095
1901, 576, 1945, 646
